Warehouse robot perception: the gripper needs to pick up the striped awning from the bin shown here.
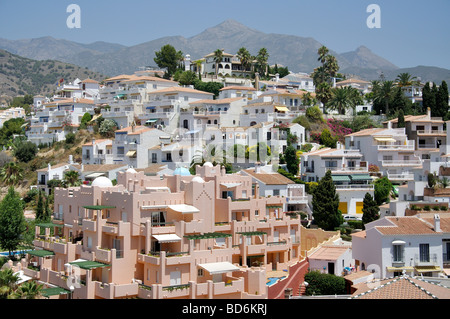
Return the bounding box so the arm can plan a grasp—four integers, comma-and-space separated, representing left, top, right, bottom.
350, 174, 372, 181
332, 175, 351, 182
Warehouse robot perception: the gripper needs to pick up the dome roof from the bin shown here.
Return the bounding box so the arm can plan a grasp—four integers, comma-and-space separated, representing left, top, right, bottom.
192, 176, 205, 183
91, 176, 113, 188
203, 162, 213, 167
126, 168, 137, 174
173, 167, 191, 176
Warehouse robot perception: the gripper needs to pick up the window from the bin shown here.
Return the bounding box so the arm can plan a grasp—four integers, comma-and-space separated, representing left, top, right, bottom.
152, 153, 157, 163
393, 245, 404, 262
242, 190, 247, 198
419, 244, 430, 262
255, 210, 259, 216
273, 189, 280, 196
151, 211, 166, 226
198, 268, 204, 277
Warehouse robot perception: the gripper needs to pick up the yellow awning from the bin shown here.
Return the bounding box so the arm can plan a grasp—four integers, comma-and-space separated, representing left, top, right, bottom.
275, 106, 289, 112
126, 150, 137, 157
414, 266, 442, 273
386, 266, 414, 272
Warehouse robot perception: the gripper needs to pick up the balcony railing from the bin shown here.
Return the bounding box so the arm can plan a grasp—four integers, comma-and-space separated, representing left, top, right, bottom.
382, 160, 422, 167
417, 130, 446, 135
325, 166, 368, 172
414, 253, 438, 265
417, 144, 439, 149
377, 143, 415, 151
387, 173, 415, 181
335, 184, 374, 190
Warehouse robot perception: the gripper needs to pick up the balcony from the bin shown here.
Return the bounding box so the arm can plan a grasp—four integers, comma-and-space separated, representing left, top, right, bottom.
325, 166, 368, 173
286, 196, 308, 204
417, 130, 446, 136
417, 144, 439, 150
377, 142, 415, 151
414, 253, 438, 266
387, 173, 415, 181
382, 159, 422, 167
335, 184, 374, 191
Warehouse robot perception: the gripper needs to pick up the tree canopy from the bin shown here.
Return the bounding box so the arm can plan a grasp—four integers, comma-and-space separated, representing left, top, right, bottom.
154, 44, 184, 78
312, 170, 342, 231
0, 187, 26, 256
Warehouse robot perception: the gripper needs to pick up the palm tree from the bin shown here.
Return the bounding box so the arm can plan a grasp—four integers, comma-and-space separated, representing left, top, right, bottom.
256, 48, 269, 77
0, 268, 20, 299
237, 47, 251, 75
0, 162, 23, 186
439, 177, 450, 189
327, 87, 352, 115
317, 46, 330, 64
213, 49, 223, 76
9, 281, 43, 299
194, 60, 203, 80
315, 82, 333, 113
395, 72, 418, 88
373, 80, 395, 115
63, 170, 81, 187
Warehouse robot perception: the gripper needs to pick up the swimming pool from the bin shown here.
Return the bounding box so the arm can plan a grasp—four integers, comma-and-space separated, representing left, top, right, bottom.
266, 276, 286, 286
0, 250, 31, 257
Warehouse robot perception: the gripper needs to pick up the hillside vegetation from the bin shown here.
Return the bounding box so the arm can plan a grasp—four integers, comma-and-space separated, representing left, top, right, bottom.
0, 49, 105, 104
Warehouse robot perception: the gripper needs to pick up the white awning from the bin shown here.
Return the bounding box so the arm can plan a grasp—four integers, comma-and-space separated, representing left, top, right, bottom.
198, 262, 239, 275
374, 137, 396, 142
392, 240, 406, 245
167, 204, 200, 214
220, 183, 242, 188
152, 234, 182, 243
14, 271, 32, 284
85, 172, 105, 178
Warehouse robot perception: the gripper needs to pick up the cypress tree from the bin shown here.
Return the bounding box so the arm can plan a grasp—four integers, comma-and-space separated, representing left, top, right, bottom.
422, 82, 432, 110
438, 81, 449, 117
362, 192, 380, 229
0, 187, 26, 257
430, 83, 438, 116
35, 189, 44, 222
312, 170, 342, 231
397, 109, 405, 128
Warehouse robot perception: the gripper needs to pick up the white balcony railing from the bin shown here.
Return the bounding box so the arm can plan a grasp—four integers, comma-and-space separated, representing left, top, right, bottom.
387, 173, 415, 180
377, 143, 415, 151
325, 166, 368, 172
335, 184, 374, 190
417, 130, 446, 135
382, 160, 422, 167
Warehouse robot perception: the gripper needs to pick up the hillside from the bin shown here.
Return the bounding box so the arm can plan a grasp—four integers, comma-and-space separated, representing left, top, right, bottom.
0, 49, 106, 103
0, 20, 397, 77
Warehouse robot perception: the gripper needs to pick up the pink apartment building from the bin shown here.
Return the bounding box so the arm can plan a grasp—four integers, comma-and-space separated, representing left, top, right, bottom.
25, 163, 309, 299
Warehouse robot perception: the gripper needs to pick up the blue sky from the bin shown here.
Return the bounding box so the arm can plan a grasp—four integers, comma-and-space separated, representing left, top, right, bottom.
0, 0, 449, 69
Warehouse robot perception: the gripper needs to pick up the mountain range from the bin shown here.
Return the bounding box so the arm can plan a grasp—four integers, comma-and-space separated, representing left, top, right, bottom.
1, 19, 449, 84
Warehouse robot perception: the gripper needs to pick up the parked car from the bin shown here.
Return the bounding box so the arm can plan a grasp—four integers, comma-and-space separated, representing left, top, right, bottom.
343, 215, 361, 221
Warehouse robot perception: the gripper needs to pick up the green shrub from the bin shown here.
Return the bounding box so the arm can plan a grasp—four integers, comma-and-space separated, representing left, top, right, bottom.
304, 270, 346, 296
423, 205, 431, 211
347, 220, 363, 229
432, 206, 441, 211
440, 206, 448, 211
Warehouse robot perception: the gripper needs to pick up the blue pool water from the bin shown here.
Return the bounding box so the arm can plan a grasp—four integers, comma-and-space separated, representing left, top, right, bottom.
0, 250, 30, 256
266, 276, 286, 286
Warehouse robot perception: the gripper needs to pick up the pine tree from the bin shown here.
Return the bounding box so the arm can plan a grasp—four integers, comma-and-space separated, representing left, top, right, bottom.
362, 192, 380, 228
312, 170, 342, 231
43, 194, 51, 223
0, 187, 26, 257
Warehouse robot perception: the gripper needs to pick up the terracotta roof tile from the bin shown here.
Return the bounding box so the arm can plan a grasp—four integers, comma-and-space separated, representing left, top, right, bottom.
243, 169, 295, 185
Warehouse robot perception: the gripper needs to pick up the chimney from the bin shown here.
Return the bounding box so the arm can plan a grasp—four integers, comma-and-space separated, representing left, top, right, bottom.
48, 163, 51, 171
275, 73, 279, 83
254, 72, 260, 90
254, 162, 261, 173
434, 214, 441, 232
69, 155, 73, 164
92, 139, 95, 146
427, 107, 431, 119
387, 120, 392, 129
